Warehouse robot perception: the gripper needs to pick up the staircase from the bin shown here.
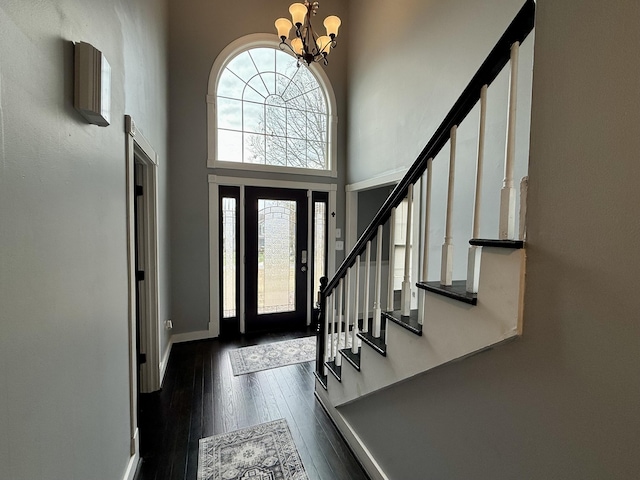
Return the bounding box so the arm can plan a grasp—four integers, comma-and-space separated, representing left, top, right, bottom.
313, 1, 535, 476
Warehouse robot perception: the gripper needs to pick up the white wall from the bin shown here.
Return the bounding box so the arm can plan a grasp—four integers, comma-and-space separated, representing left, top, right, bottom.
0, 0, 168, 479
168, 0, 349, 334
340, 1, 640, 478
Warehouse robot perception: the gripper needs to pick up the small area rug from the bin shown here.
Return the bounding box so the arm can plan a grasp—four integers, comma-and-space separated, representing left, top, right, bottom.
197, 418, 309, 480
228, 336, 316, 376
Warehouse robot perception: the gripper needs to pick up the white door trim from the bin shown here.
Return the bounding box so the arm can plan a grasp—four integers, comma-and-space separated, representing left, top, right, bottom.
125, 115, 161, 456
208, 174, 337, 336
344, 168, 407, 256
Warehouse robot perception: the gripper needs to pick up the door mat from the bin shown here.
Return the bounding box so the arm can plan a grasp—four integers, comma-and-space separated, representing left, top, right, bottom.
228, 336, 316, 376
197, 418, 309, 480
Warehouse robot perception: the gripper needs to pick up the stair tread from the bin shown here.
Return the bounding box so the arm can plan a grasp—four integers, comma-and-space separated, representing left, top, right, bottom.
469, 238, 524, 248
416, 280, 477, 305
324, 360, 342, 382
339, 347, 361, 371
382, 309, 423, 336
357, 331, 387, 357
314, 371, 328, 390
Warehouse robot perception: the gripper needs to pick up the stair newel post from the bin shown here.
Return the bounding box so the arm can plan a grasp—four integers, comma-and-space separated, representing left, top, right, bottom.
387, 207, 396, 312
441, 125, 458, 286
500, 41, 520, 240
401, 184, 414, 316
467, 85, 488, 293
352, 256, 361, 354
373, 225, 384, 338
419, 158, 433, 325
362, 241, 372, 333
316, 276, 328, 377
344, 268, 352, 354
335, 277, 344, 367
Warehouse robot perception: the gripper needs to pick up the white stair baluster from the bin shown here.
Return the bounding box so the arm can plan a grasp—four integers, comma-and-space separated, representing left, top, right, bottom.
373, 225, 384, 338
441, 125, 457, 286
362, 241, 371, 333
344, 268, 351, 353
328, 290, 335, 362
520, 176, 528, 241
419, 158, 433, 325
401, 184, 414, 316
500, 41, 520, 240
335, 278, 343, 366
352, 256, 361, 354
467, 85, 488, 293
387, 207, 396, 312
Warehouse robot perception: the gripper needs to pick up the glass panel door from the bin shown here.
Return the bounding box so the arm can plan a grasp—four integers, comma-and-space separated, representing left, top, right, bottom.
245, 187, 308, 331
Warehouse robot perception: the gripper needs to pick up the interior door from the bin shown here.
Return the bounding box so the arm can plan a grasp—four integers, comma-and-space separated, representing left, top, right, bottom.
245, 186, 308, 331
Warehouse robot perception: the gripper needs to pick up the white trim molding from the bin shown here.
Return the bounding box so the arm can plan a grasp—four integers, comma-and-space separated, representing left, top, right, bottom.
120, 429, 140, 480
206, 33, 338, 178
126, 116, 162, 394
344, 167, 408, 265
124, 115, 162, 460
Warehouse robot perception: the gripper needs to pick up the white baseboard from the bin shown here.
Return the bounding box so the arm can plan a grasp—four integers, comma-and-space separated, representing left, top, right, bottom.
171, 329, 214, 344
121, 429, 140, 480
314, 385, 389, 480
159, 339, 173, 387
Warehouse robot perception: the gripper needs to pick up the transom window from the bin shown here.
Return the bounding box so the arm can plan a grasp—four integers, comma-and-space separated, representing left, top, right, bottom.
216, 47, 329, 171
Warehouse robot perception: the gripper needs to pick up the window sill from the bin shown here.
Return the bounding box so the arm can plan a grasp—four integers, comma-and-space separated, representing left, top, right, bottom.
208, 159, 338, 178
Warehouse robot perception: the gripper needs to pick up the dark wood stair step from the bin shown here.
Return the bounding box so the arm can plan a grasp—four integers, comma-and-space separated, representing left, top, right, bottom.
382, 309, 423, 336
314, 371, 328, 390
324, 360, 342, 382
469, 238, 524, 249
357, 331, 387, 356
416, 280, 477, 305
339, 347, 361, 371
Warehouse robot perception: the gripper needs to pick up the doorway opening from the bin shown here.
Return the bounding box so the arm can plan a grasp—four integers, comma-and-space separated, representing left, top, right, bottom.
125, 115, 161, 464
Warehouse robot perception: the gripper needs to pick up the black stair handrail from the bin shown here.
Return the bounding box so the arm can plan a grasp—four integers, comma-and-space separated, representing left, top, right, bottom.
324, 0, 535, 295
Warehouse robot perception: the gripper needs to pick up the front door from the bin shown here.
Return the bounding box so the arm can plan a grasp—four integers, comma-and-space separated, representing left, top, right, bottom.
245, 187, 309, 332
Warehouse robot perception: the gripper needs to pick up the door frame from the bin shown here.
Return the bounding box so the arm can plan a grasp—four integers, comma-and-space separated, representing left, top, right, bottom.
125, 115, 161, 458
208, 174, 337, 336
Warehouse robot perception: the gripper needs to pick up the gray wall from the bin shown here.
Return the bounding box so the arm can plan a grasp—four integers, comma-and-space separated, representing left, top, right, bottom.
168, 0, 349, 334
340, 0, 640, 478
357, 185, 394, 261
347, 0, 534, 281
0, 1, 169, 479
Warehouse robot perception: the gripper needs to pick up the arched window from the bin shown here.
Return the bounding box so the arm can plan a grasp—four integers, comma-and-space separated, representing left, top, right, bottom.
208, 34, 337, 175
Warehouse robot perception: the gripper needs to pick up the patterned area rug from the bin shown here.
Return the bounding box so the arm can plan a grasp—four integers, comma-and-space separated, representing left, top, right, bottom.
198, 419, 309, 480
228, 336, 316, 376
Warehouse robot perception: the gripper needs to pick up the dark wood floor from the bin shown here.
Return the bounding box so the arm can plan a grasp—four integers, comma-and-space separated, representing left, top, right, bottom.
136, 328, 370, 480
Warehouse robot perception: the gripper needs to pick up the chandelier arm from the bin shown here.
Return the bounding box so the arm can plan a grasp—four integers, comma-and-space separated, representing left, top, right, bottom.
279, 40, 298, 56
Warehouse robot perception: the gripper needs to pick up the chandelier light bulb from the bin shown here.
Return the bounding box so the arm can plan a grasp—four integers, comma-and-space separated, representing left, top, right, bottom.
323, 15, 341, 38
289, 3, 308, 27
291, 38, 304, 55
275, 17, 293, 40
316, 35, 332, 55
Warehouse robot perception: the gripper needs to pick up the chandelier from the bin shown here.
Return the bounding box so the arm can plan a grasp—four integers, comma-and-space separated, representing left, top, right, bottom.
275, 2, 341, 66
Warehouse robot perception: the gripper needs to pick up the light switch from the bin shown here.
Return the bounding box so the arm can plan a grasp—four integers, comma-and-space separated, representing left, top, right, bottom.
335, 228, 341, 239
